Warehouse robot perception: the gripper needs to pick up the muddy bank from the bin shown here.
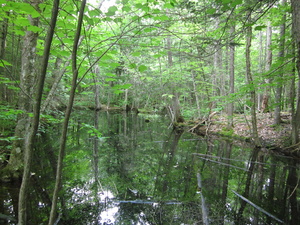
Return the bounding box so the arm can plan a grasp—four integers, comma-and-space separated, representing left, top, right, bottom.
188, 112, 300, 158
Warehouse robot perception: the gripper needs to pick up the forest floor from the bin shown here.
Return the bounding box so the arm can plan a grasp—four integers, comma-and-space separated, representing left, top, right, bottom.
189, 112, 297, 155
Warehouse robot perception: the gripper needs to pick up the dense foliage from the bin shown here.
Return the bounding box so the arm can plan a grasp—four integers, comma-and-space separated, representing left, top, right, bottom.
0, 0, 300, 224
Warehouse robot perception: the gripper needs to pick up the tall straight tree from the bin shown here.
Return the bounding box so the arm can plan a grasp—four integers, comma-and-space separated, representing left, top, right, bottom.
245, 23, 260, 147
18, 0, 60, 224
291, 0, 300, 144
261, 22, 272, 113
227, 25, 235, 128
7, 1, 40, 179
48, 0, 86, 224
274, 0, 286, 125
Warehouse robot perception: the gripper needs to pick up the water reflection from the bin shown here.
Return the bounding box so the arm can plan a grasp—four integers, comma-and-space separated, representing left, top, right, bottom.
0, 111, 299, 224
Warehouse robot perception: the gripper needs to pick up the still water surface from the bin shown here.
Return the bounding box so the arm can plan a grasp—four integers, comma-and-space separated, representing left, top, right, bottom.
1, 111, 299, 224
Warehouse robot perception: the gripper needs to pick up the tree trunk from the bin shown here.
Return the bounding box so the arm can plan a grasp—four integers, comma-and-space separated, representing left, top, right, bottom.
0, 15, 8, 102
261, 22, 272, 113
227, 25, 235, 128
192, 72, 201, 118
48, 1, 86, 224
17, 0, 59, 224
274, 0, 286, 125
7, 4, 40, 181
245, 25, 260, 147
291, 0, 300, 144
167, 37, 172, 67
93, 65, 101, 110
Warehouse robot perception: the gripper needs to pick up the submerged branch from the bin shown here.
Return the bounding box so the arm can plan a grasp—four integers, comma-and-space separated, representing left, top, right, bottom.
232, 190, 284, 224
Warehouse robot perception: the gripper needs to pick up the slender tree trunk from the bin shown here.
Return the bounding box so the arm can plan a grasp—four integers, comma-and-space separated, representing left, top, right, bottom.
167, 37, 172, 67
192, 72, 201, 118
274, 0, 286, 125
93, 65, 101, 110
245, 25, 260, 146
291, 0, 300, 144
257, 31, 263, 111
0, 15, 8, 102
18, 0, 59, 224
227, 25, 235, 128
261, 22, 272, 113
48, 1, 86, 224
290, 46, 297, 144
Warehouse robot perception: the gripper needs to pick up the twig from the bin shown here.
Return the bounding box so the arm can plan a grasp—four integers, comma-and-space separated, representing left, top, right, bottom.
232, 190, 284, 224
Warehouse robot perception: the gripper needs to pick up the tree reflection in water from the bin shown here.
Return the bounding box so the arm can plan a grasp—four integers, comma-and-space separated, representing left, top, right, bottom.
0, 111, 299, 224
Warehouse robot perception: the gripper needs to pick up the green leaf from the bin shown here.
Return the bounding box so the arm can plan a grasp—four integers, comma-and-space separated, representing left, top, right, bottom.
164, 3, 174, 9
207, 8, 216, 14
110, 62, 121, 68
0, 59, 12, 67
144, 27, 156, 32
138, 65, 147, 72
88, 9, 101, 17
135, 3, 143, 9
254, 25, 267, 31
103, 17, 113, 22
59, 50, 71, 57
114, 18, 122, 23
131, 52, 141, 56
122, 6, 131, 12
141, 6, 150, 12
112, 83, 132, 89
112, 83, 132, 94
106, 6, 118, 16
129, 63, 137, 69
19, 3, 40, 18
231, 0, 243, 7
132, 15, 140, 21
152, 54, 162, 58
106, 73, 116, 77
27, 25, 42, 33
15, 17, 30, 26
105, 78, 116, 82
153, 15, 169, 21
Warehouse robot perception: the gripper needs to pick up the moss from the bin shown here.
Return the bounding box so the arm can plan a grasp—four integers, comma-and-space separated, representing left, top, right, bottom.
220, 127, 234, 136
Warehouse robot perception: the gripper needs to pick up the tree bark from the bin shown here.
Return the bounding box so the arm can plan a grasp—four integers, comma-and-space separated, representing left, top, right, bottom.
261, 22, 272, 113
93, 65, 101, 110
291, 0, 300, 144
167, 37, 172, 67
48, 0, 86, 224
274, 0, 286, 125
7, 3, 40, 180
245, 25, 260, 147
18, 0, 59, 224
0, 15, 8, 102
227, 25, 235, 128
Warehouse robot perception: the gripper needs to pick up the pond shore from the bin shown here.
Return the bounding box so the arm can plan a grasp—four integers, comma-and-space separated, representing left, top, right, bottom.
188, 112, 299, 157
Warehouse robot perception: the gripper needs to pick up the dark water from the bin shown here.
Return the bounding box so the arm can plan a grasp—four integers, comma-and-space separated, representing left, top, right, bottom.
1, 111, 299, 224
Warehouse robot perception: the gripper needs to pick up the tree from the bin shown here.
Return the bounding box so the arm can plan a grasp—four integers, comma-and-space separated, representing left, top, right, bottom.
290, 0, 300, 144
6, 0, 40, 180
261, 22, 272, 113
273, 0, 286, 125
245, 23, 260, 147
227, 25, 235, 128
18, 0, 60, 223
48, 0, 86, 223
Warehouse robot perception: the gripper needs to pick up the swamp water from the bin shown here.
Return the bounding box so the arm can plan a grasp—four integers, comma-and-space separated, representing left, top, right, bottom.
0, 111, 299, 224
